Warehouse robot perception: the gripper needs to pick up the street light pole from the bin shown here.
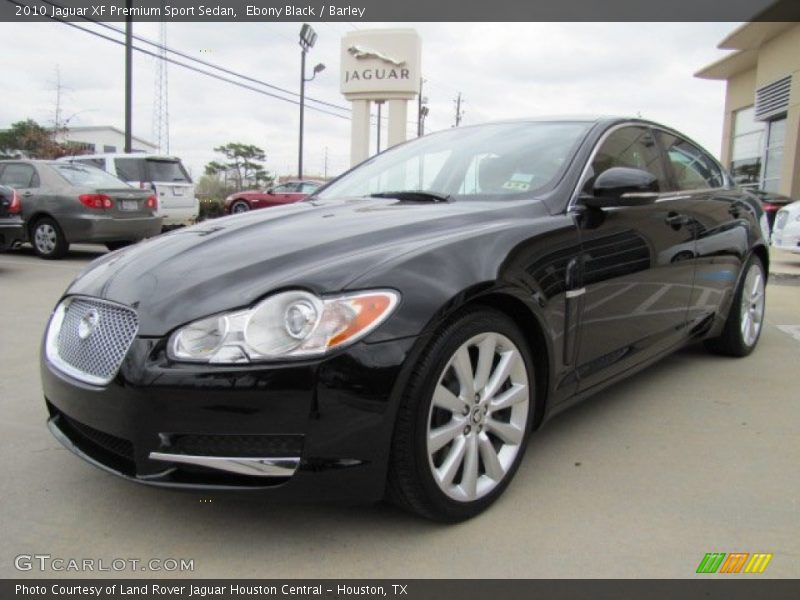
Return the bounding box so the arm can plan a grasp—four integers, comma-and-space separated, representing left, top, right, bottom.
298, 46, 306, 179
298, 24, 323, 180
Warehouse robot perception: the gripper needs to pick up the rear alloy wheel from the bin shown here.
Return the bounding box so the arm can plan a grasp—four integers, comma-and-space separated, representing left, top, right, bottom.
31, 217, 69, 260
388, 309, 535, 521
705, 255, 766, 357
231, 200, 250, 214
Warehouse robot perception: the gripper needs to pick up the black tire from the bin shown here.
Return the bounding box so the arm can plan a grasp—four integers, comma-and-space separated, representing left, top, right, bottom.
231, 200, 250, 214
704, 254, 766, 357
105, 241, 132, 251
31, 217, 69, 260
387, 308, 537, 522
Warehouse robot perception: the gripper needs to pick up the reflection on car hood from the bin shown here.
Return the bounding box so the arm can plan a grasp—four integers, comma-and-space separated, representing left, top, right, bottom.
66, 197, 523, 336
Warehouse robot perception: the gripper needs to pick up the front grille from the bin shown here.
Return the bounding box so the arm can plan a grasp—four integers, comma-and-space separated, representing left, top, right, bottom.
166, 434, 304, 458
774, 211, 789, 231
46, 296, 138, 385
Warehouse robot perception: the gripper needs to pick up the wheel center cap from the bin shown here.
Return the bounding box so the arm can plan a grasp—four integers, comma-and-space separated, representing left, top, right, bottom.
471, 408, 482, 424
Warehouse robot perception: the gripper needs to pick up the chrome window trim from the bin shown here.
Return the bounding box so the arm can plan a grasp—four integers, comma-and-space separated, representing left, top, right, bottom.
45, 295, 139, 386
567, 122, 729, 214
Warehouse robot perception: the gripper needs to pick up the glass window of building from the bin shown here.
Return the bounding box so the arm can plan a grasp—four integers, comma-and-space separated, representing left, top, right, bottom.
729, 106, 765, 189
761, 118, 786, 193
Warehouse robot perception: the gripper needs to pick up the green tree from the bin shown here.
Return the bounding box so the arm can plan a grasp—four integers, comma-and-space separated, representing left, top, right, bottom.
207, 143, 272, 191
0, 119, 69, 159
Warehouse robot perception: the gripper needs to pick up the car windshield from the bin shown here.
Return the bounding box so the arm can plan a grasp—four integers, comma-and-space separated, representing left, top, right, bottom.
316, 121, 591, 201
52, 164, 131, 188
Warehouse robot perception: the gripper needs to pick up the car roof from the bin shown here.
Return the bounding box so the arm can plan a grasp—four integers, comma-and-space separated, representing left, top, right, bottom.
60, 153, 181, 161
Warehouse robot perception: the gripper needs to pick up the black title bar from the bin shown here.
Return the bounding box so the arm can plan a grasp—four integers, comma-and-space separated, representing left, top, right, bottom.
2, 0, 800, 22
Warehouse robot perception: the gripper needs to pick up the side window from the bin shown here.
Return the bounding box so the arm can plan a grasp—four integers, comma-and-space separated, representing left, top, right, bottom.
0, 163, 38, 188
114, 158, 143, 182
273, 183, 295, 193
585, 126, 666, 193
299, 182, 318, 193
659, 133, 724, 191
76, 158, 106, 170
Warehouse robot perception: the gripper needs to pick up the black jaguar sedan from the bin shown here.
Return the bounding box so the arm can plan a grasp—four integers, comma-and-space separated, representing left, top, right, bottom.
41, 117, 768, 521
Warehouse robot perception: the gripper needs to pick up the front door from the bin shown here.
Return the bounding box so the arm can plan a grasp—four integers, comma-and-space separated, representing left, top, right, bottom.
573, 125, 696, 392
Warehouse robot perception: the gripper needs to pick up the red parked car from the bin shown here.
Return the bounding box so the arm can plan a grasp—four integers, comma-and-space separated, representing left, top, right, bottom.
224, 180, 322, 214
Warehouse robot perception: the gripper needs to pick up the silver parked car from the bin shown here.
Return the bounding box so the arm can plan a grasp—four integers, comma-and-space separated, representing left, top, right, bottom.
0, 160, 162, 259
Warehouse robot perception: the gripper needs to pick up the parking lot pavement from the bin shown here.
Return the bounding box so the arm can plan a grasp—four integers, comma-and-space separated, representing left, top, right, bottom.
1, 245, 798, 579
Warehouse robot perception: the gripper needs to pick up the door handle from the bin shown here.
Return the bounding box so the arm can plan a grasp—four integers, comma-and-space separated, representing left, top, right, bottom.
22, 191, 33, 197
665, 212, 688, 230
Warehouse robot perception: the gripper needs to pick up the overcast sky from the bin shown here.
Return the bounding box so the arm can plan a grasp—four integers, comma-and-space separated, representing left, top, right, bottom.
0, 21, 738, 179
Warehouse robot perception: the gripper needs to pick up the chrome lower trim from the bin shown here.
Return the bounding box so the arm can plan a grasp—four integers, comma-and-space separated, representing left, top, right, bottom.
148, 452, 300, 478
565, 287, 586, 299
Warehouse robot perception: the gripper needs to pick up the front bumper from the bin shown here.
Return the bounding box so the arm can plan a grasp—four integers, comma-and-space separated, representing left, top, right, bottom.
42, 335, 417, 502
771, 229, 800, 254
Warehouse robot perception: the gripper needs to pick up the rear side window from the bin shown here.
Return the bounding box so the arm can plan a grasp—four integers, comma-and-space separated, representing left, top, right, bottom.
145, 159, 191, 183
659, 133, 724, 191
74, 158, 106, 170
0, 163, 39, 188
114, 158, 145, 182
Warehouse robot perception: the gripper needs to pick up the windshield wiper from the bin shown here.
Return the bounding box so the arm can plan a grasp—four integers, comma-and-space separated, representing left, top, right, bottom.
369, 190, 453, 203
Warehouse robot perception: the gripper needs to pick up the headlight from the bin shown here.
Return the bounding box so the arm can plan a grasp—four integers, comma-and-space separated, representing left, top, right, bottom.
168, 289, 400, 363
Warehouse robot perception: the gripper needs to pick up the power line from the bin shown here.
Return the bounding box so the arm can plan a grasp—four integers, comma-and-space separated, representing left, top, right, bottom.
6, 1, 351, 121
35, 0, 352, 114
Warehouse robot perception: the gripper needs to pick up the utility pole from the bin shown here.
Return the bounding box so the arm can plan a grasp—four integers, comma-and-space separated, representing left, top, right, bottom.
152, 18, 170, 154
53, 65, 62, 131
124, 0, 133, 153
454, 92, 464, 127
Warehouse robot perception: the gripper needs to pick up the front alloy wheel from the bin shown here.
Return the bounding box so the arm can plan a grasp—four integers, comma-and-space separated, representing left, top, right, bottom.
388, 308, 535, 521
231, 200, 250, 214
427, 333, 529, 502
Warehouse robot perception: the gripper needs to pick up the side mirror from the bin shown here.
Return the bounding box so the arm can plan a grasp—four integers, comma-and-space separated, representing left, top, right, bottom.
266, 188, 275, 195
583, 167, 659, 208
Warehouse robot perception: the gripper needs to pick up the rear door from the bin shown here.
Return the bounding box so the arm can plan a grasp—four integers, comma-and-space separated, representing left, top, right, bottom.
573, 125, 697, 392
657, 131, 749, 329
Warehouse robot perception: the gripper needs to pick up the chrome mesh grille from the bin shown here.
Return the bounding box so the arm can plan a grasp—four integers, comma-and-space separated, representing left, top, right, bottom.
47, 297, 138, 385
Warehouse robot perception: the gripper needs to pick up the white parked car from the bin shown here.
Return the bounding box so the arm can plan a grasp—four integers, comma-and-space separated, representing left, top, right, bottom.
771, 200, 800, 254
60, 153, 197, 229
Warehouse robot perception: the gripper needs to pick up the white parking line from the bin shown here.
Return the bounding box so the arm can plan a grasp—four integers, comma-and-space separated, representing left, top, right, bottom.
777, 325, 800, 343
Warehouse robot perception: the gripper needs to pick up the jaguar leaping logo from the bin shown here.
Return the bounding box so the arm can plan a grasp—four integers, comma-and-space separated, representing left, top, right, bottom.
347, 45, 406, 66
78, 308, 100, 340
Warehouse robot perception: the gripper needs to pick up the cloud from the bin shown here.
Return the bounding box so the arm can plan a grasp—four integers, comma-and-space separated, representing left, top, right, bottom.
0, 21, 735, 178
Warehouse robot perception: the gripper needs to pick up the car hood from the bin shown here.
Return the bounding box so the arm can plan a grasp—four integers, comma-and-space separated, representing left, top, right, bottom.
66, 197, 532, 336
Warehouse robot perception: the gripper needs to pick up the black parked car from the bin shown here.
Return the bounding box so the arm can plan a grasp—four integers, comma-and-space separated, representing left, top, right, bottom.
41, 117, 768, 521
0, 184, 25, 251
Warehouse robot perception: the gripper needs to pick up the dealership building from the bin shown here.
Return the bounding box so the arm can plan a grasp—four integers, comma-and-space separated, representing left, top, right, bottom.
696, 22, 800, 198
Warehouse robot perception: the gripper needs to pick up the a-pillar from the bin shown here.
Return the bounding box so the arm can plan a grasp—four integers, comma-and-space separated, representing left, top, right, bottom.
350, 99, 371, 166
387, 99, 408, 148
